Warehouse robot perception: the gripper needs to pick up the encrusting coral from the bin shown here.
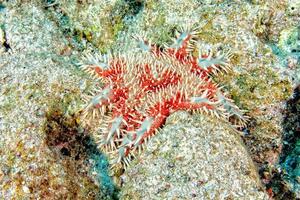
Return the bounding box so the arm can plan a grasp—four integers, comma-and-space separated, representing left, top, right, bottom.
80, 25, 247, 168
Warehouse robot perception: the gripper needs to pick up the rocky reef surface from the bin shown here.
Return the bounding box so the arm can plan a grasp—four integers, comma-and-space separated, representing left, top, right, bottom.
0, 0, 299, 199
0, 2, 117, 199
120, 111, 268, 199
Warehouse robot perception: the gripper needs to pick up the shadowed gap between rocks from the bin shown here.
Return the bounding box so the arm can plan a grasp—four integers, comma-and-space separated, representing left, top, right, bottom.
265, 85, 300, 200
44, 105, 119, 199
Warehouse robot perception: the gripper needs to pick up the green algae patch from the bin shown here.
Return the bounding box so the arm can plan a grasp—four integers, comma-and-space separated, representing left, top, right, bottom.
197, 20, 226, 44
44, 0, 145, 53
216, 66, 292, 113
278, 27, 299, 55
215, 65, 292, 166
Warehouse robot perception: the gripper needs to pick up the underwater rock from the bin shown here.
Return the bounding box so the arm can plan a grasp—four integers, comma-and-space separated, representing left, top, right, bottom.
0, 2, 116, 199
120, 112, 269, 199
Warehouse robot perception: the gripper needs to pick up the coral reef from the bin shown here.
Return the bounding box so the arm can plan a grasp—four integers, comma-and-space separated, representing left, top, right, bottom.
0, 0, 298, 198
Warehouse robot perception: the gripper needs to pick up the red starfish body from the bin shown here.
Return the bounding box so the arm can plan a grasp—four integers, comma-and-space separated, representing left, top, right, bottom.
81, 27, 246, 166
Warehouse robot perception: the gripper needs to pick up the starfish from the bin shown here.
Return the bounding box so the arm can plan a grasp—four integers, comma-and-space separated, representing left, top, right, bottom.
80, 26, 247, 168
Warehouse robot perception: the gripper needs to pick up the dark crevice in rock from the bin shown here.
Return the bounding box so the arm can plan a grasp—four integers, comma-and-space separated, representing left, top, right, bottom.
42, 2, 87, 51
109, 0, 145, 37
264, 85, 300, 199
281, 85, 300, 162
111, 0, 144, 21
1, 24, 11, 52
123, 0, 144, 16
44, 105, 120, 199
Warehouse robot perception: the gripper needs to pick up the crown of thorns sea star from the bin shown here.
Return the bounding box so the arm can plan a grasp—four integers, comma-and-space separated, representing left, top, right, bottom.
80, 26, 247, 168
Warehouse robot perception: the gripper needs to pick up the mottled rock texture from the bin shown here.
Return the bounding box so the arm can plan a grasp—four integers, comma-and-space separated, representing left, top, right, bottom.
120, 112, 268, 199
0, 2, 117, 199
